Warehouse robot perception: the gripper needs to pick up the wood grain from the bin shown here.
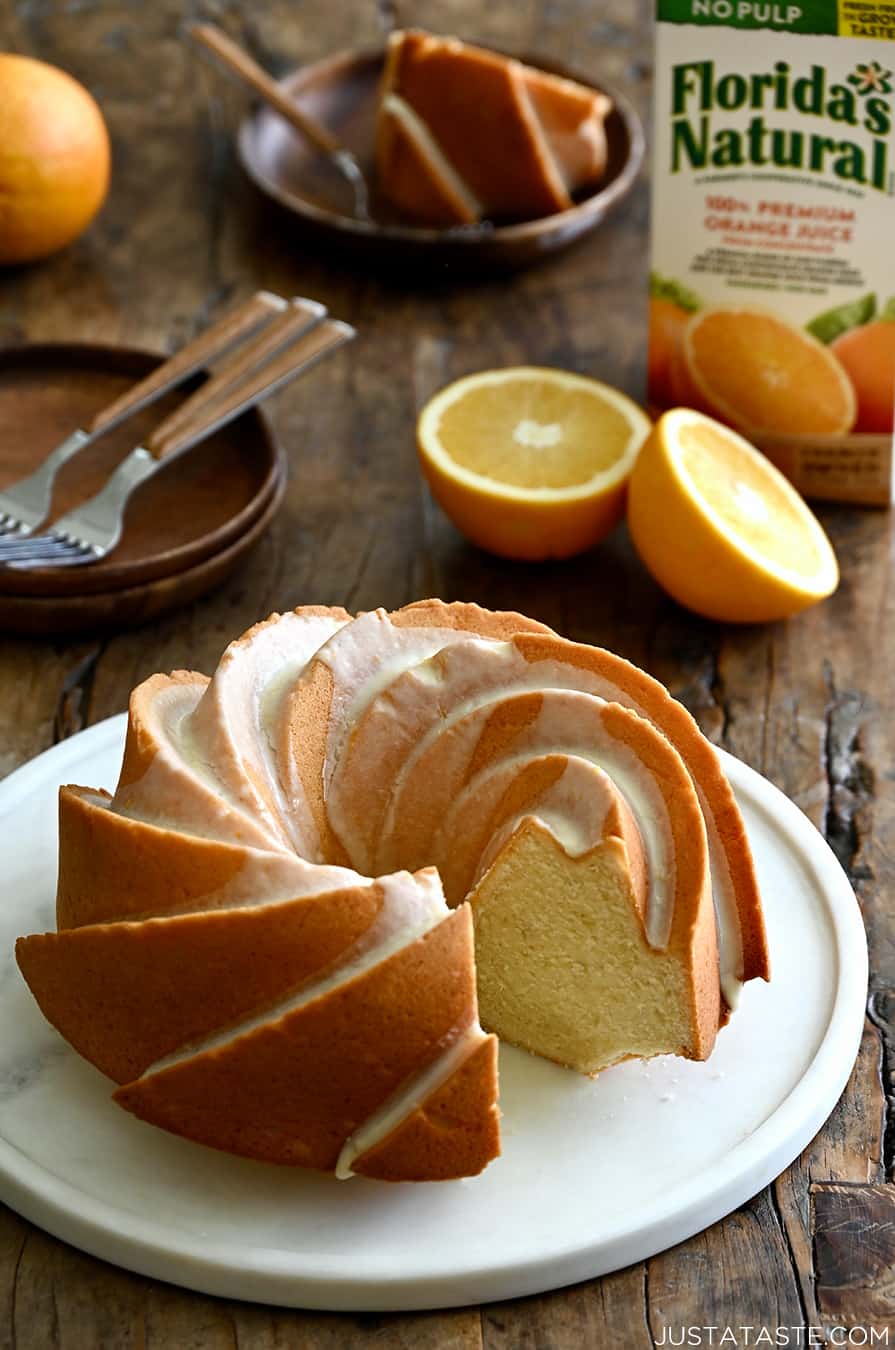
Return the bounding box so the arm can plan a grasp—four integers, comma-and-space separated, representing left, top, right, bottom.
813, 1183, 895, 1329
0, 0, 891, 1345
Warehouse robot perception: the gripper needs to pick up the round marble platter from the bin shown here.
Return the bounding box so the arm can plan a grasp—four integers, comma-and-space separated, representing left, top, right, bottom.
0, 716, 868, 1311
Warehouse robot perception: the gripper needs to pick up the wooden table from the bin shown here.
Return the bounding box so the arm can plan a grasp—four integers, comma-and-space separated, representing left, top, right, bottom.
1, 1, 892, 1345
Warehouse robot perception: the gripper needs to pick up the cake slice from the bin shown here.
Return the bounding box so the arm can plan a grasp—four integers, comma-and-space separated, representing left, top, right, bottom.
523, 68, 611, 189
376, 30, 612, 225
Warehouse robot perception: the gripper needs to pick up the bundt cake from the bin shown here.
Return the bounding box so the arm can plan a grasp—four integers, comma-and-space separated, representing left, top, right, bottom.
375, 31, 613, 225
16, 599, 768, 1182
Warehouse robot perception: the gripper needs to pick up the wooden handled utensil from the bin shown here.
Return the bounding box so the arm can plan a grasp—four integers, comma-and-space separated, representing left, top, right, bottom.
190, 23, 370, 221
0, 305, 355, 569
0, 292, 286, 539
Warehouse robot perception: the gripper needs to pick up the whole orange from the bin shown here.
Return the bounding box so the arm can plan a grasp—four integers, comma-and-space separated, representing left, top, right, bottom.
0, 53, 111, 265
831, 320, 895, 433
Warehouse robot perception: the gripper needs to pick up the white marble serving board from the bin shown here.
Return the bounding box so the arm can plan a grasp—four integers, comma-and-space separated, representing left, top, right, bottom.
0, 716, 868, 1311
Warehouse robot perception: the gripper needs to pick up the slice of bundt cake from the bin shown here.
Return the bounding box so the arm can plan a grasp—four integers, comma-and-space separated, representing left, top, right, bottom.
375, 30, 613, 225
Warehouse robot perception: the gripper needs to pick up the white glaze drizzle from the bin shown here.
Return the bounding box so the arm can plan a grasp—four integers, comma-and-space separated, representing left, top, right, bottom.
114, 680, 277, 850
377, 689, 676, 949
335, 1021, 488, 1180
139, 869, 447, 1079
473, 756, 613, 862
699, 802, 744, 1010
444, 755, 615, 879
381, 94, 483, 219
326, 636, 744, 998
186, 610, 348, 855
313, 610, 494, 783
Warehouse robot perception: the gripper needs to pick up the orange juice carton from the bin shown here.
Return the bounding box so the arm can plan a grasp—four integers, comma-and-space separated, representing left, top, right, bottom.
649, 1, 895, 503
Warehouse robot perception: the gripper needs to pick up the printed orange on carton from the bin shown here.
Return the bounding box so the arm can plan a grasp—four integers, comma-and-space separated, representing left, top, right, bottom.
649, 0, 895, 503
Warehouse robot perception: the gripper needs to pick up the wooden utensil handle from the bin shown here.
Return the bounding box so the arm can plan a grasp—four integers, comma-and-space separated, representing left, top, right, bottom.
87, 292, 286, 435
190, 23, 342, 156
149, 320, 355, 462
145, 299, 326, 451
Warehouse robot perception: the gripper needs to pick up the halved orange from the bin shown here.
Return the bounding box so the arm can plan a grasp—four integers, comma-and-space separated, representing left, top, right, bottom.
679, 306, 856, 436
417, 367, 651, 561
627, 408, 839, 623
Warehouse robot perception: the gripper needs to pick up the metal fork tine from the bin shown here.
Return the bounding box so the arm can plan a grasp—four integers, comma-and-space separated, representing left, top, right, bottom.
0, 537, 94, 569
0, 533, 88, 560
0, 547, 69, 561
0, 530, 80, 546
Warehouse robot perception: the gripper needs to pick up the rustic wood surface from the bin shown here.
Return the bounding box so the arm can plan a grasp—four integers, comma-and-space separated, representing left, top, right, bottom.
0, 1, 892, 1346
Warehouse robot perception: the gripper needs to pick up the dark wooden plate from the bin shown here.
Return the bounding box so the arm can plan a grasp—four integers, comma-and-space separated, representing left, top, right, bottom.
0, 463, 285, 636
237, 47, 644, 272
0, 344, 281, 597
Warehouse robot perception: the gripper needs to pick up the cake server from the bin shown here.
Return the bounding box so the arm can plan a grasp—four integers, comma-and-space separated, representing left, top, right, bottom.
0, 306, 354, 569
0, 291, 287, 539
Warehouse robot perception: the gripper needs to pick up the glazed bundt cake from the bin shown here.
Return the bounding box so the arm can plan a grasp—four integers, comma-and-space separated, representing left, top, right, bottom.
16, 599, 768, 1182
375, 31, 613, 225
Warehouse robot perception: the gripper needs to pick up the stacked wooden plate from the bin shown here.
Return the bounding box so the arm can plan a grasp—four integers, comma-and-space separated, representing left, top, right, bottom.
0, 345, 285, 636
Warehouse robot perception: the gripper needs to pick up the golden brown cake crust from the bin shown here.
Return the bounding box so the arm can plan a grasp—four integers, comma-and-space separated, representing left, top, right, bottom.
392, 597, 555, 638
56, 785, 264, 929
113, 906, 480, 1172
278, 657, 349, 867
18, 883, 385, 1084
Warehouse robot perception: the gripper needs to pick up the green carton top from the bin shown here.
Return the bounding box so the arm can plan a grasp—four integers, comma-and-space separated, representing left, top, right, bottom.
658, 0, 895, 39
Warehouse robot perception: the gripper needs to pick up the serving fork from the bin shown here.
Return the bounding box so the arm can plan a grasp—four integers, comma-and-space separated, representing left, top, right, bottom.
0, 301, 354, 569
